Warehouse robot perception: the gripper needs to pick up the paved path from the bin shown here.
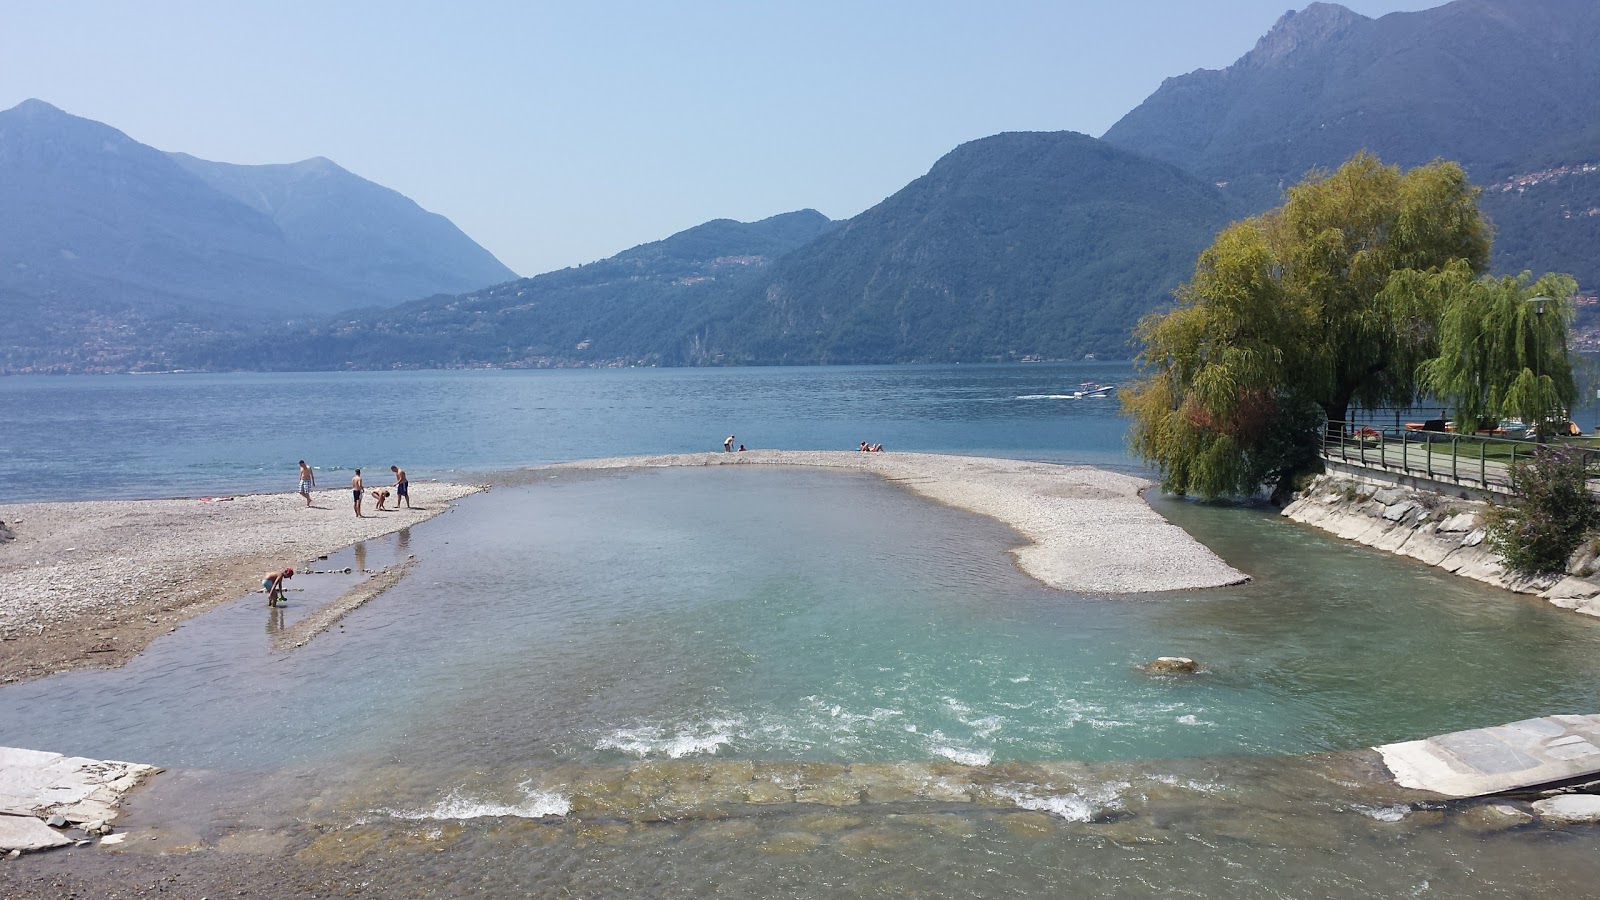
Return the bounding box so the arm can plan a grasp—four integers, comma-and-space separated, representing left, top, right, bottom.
1376, 714, 1600, 797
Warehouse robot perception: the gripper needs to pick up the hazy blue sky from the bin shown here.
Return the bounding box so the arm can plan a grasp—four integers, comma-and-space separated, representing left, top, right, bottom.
2, 1, 1439, 277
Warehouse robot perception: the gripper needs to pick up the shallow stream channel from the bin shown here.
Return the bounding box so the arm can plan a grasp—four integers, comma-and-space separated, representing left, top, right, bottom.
7, 466, 1600, 896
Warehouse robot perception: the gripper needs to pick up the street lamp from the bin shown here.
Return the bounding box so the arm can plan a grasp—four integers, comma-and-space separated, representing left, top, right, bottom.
1527, 295, 1551, 439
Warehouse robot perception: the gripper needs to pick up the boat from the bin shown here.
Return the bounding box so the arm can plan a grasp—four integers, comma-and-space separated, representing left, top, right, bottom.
1070, 382, 1115, 399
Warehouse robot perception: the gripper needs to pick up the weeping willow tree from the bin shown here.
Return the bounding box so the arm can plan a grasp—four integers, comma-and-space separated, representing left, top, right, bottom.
1122, 152, 1492, 499
1415, 267, 1578, 439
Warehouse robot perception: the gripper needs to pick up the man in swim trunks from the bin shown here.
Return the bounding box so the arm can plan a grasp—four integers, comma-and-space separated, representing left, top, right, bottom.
724, 435, 735, 452
370, 487, 391, 510
262, 567, 293, 606
298, 460, 316, 507
352, 469, 364, 518
391, 465, 410, 509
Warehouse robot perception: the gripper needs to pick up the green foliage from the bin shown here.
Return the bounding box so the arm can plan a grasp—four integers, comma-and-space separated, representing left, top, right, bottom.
1418, 269, 1579, 438
1122, 152, 1492, 499
1487, 446, 1599, 576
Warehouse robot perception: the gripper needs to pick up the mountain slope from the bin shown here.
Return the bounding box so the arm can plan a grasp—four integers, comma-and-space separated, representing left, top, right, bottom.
180, 210, 835, 370
169, 153, 516, 303
1104, 0, 1600, 188
0, 99, 517, 371
1102, 0, 1600, 289
683, 132, 1242, 364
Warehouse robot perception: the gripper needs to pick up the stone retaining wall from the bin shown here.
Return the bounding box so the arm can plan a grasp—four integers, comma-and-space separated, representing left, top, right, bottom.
1281, 474, 1600, 618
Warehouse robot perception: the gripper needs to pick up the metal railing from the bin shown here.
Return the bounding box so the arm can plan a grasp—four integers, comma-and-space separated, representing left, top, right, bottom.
1320, 419, 1600, 494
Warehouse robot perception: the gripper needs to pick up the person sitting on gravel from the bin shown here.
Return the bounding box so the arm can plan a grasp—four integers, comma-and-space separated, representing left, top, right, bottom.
262, 568, 294, 607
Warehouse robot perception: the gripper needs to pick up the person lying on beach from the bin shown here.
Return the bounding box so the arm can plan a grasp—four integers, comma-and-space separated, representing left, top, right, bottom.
371, 487, 391, 510
262, 568, 294, 607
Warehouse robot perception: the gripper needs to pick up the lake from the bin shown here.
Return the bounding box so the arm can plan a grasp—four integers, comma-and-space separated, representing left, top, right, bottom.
3, 363, 1598, 897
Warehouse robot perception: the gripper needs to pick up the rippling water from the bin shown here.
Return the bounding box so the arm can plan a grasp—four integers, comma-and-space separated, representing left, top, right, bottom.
5, 365, 1600, 896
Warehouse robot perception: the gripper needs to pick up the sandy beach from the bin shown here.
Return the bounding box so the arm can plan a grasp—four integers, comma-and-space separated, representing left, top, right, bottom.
539, 450, 1249, 594
0, 482, 483, 685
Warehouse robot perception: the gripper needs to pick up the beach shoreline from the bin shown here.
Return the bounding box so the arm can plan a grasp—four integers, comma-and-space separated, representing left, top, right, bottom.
0, 482, 484, 685
536, 450, 1249, 594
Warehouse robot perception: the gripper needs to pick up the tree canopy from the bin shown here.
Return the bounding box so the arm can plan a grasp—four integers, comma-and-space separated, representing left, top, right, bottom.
1417, 268, 1578, 438
1122, 152, 1494, 499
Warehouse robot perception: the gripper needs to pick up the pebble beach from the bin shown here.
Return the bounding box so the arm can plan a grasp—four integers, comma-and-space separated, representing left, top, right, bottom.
0, 482, 484, 684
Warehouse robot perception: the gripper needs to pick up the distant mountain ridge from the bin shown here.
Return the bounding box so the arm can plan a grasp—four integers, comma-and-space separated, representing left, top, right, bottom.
686, 132, 1241, 364
182, 210, 836, 371
182, 133, 1239, 370
0, 99, 515, 371
1102, 0, 1600, 288
169, 152, 515, 307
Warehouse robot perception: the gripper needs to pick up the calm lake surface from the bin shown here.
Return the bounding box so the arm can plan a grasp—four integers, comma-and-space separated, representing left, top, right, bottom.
4, 364, 1599, 897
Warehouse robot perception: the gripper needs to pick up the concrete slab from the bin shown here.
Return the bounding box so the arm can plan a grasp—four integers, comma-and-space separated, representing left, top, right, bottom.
0, 746, 160, 824
0, 814, 72, 852
1376, 714, 1600, 797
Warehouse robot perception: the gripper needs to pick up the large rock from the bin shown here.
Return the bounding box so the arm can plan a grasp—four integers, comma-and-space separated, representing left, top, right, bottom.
1143, 657, 1200, 675
1533, 794, 1600, 824
0, 815, 72, 852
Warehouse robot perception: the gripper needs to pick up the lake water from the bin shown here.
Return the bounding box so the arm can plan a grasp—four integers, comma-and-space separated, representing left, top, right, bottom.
4, 364, 1599, 897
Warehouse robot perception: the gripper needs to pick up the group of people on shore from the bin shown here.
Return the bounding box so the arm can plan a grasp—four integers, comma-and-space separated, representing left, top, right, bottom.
858, 442, 885, 452
268, 461, 413, 606
296, 460, 411, 517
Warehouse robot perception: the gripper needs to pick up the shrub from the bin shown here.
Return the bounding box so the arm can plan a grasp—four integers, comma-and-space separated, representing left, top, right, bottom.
1486, 446, 1599, 575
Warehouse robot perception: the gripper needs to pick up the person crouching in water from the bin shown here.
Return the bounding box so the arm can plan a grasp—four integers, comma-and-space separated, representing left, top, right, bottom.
262, 568, 294, 607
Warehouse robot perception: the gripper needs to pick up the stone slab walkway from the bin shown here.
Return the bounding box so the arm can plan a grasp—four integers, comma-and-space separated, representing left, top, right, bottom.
1376, 714, 1600, 797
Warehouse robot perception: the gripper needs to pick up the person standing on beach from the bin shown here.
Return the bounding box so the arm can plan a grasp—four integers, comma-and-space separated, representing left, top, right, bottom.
298, 460, 316, 507
724, 435, 735, 452
352, 469, 365, 518
391, 465, 410, 509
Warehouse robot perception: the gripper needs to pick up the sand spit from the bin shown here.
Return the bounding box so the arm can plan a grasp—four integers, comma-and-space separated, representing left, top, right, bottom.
538, 451, 1248, 594
0, 482, 484, 684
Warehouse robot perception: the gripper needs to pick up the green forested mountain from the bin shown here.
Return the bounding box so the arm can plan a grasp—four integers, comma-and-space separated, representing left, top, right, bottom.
682, 132, 1240, 364
179, 211, 835, 370
1101, 0, 1600, 289
184, 134, 1237, 369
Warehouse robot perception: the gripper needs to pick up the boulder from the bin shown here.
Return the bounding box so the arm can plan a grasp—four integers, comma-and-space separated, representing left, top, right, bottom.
1143, 657, 1200, 675
0, 815, 72, 852
1533, 794, 1600, 824
0, 521, 12, 543
1458, 803, 1534, 832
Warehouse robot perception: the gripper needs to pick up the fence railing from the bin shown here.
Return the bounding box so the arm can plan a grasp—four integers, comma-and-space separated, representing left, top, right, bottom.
1320, 419, 1600, 494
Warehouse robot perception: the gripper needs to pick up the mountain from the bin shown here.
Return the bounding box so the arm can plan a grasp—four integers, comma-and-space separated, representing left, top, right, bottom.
685, 132, 1242, 364
192, 133, 1239, 369
169, 153, 515, 306
1101, 0, 1600, 288
0, 99, 514, 371
176, 210, 836, 371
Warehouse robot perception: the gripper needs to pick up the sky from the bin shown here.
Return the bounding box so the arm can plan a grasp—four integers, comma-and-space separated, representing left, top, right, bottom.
1, 1, 1441, 277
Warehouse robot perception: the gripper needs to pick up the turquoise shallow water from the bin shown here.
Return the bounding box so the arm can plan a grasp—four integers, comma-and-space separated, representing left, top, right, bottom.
5, 365, 1600, 896
6, 466, 1598, 774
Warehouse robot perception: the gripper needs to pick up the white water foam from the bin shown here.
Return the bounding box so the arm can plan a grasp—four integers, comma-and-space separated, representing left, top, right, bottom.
387, 779, 572, 821
993, 780, 1128, 822
1356, 804, 1411, 822
932, 746, 993, 766
596, 719, 739, 758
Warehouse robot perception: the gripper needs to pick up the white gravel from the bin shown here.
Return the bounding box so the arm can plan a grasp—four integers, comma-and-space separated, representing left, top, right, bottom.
0, 482, 483, 641
541, 451, 1249, 593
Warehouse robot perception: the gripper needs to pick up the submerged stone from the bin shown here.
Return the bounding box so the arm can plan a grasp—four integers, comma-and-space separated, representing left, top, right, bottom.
1533, 794, 1600, 824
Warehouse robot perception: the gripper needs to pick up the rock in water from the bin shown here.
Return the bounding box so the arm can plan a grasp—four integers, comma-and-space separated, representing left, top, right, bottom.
1533, 794, 1600, 824
1144, 657, 1200, 675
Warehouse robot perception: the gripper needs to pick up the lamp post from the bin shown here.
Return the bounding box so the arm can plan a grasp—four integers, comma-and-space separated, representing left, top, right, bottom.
1528, 295, 1551, 440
